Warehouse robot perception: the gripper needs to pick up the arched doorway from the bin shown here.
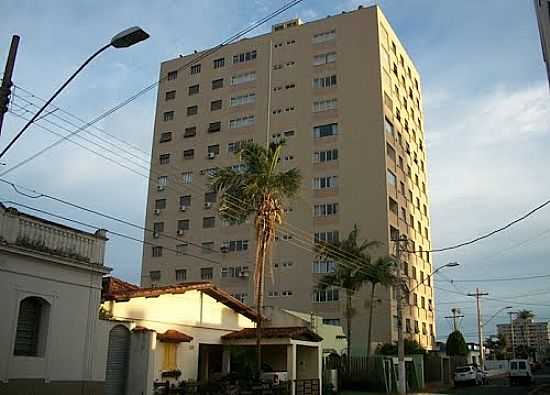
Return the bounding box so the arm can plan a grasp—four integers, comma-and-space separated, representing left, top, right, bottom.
105, 325, 130, 395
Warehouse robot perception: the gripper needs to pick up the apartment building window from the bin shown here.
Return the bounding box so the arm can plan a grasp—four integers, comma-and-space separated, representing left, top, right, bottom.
150, 270, 161, 281
155, 199, 166, 210
313, 287, 339, 303
204, 191, 217, 204
230, 93, 256, 107
313, 52, 336, 66
384, 117, 394, 136
406, 318, 412, 333
313, 98, 337, 112
313, 74, 337, 88
165, 90, 176, 101
229, 115, 255, 128
167, 70, 178, 80
179, 195, 191, 209
202, 242, 214, 254
412, 266, 417, 280
203, 216, 215, 228
313, 148, 338, 163
390, 226, 399, 242
314, 203, 338, 217
312, 259, 336, 274
231, 71, 256, 85
181, 172, 192, 184
228, 139, 252, 153
157, 176, 168, 190
233, 50, 257, 64
183, 149, 194, 160
424, 227, 429, 238
313, 175, 338, 189
401, 207, 407, 223
188, 84, 199, 95
213, 57, 225, 68
389, 197, 398, 215
312, 29, 336, 44
403, 261, 409, 277
208, 121, 221, 133
387, 144, 396, 162
175, 269, 187, 282
153, 222, 164, 234
187, 105, 198, 116
313, 123, 338, 138
160, 132, 172, 143
221, 266, 248, 278
184, 126, 196, 138
428, 299, 433, 311
412, 293, 418, 307
210, 100, 222, 111
201, 267, 213, 280
314, 230, 339, 243
422, 322, 428, 335
408, 189, 413, 201
177, 220, 190, 233
159, 154, 170, 165
222, 240, 249, 252
387, 170, 397, 186
207, 144, 220, 157
421, 296, 426, 310
323, 318, 340, 326
152, 246, 163, 257
163, 111, 174, 122
190, 64, 201, 74
212, 78, 224, 90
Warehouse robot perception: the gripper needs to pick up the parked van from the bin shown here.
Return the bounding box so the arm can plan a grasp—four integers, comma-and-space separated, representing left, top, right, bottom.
509, 359, 535, 385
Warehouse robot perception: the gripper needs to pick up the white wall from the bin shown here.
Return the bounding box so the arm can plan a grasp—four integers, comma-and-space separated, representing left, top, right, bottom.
0, 249, 107, 383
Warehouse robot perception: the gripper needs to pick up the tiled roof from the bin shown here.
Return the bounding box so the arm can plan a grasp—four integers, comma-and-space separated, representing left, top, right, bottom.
102, 277, 258, 321
157, 329, 193, 343
221, 327, 323, 342
102, 276, 140, 297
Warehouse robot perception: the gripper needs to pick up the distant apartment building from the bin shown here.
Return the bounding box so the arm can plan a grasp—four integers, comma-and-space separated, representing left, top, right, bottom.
497, 317, 550, 353
141, 5, 435, 352
534, 0, 550, 87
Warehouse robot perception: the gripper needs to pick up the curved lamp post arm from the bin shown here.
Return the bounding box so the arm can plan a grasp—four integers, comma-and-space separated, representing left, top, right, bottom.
482, 306, 513, 328
403, 262, 459, 299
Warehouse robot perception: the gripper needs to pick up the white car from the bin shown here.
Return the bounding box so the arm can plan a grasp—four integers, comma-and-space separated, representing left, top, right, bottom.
510, 359, 535, 386
454, 365, 483, 386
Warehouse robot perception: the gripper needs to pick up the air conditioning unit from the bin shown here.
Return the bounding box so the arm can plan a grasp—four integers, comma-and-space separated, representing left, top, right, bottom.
207, 152, 216, 160
157, 185, 165, 191
153, 231, 160, 238
204, 202, 213, 209
179, 205, 187, 212
220, 246, 229, 253
154, 209, 161, 215
200, 169, 206, 175
239, 270, 249, 278
177, 229, 185, 236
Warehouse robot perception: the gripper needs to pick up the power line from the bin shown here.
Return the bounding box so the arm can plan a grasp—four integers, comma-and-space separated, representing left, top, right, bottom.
0, 0, 306, 175
443, 274, 550, 283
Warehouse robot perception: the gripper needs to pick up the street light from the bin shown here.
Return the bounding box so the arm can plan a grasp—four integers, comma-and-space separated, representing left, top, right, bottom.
406, 261, 460, 295
0, 26, 149, 158
477, 306, 512, 367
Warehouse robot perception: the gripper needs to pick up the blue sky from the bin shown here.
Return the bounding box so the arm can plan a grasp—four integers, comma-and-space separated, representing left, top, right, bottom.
1, 0, 549, 342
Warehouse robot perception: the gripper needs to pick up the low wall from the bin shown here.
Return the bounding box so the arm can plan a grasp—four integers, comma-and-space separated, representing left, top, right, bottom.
485, 360, 509, 371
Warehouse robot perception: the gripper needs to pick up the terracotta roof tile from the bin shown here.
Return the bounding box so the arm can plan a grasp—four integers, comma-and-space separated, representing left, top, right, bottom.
157, 329, 193, 343
222, 327, 323, 342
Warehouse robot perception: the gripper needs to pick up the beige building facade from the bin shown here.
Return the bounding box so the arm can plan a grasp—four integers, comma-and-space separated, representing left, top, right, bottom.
534, 0, 550, 87
141, 5, 435, 352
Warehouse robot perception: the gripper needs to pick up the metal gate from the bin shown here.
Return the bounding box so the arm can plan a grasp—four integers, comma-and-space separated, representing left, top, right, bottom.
105, 325, 130, 395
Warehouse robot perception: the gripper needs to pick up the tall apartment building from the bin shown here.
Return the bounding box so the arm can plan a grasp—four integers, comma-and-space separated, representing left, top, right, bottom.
534, 0, 550, 88
141, 5, 435, 352
497, 317, 550, 353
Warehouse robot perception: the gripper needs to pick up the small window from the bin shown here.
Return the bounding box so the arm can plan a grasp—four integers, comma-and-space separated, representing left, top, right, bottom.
155, 199, 166, 209
183, 149, 194, 160
167, 70, 178, 80
233, 50, 257, 64
176, 243, 188, 255
163, 111, 174, 122
212, 78, 224, 90
187, 105, 198, 116
180, 195, 191, 207
150, 270, 161, 280
159, 154, 170, 165
207, 144, 220, 155
175, 269, 187, 282
205, 191, 217, 203
231, 71, 256, 86
165, 90, 176, 101
181, 172, 193, 184
160, 131, 172, 143
208, 121, 221, 133
313, 123, 338, 138
190, 64, 201, 74
184, 127, 197, 138
177, 219, 190, 231
210, 100, 222, 111
153, 222, 164, 233
213, 58, 225, 68
14, 297, 49, 356
387, 170, 397, 186
203, 217, 216, 228
188, 84, 199, 95
152, 246, 163, 257
201, 267, 213, 280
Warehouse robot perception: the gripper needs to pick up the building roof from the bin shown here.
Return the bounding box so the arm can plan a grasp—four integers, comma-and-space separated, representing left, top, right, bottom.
221, 327, 323, 342
102, 277, 258, 321
157, 329, 193, 343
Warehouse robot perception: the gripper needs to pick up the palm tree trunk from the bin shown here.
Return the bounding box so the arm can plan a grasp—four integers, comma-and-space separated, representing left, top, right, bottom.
366, 282, 377, 358
346, 289, 352, 373
255, 231, 267, 377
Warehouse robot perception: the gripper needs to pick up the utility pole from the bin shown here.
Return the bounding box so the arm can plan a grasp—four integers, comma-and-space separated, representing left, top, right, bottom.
394, 234, 407, 395
468, 288, 489, 370
444, 308, 464, 332
0, 35, 20, 136
508, 311, 516, 360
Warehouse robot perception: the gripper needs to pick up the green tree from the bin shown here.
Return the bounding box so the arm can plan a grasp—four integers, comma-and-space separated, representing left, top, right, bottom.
211, 141, 301, 373
446, 330, 468, 356
376, 339, 427, 355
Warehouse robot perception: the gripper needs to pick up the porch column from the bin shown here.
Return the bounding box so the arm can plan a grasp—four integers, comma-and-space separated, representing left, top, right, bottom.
222, 347, 231, 375
317, 346, 323, 395
287, 343, 297, 395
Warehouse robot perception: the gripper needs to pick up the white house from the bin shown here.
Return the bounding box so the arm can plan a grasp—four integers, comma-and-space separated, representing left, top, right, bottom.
100, 277, 323, 395
0, 204, 110, 395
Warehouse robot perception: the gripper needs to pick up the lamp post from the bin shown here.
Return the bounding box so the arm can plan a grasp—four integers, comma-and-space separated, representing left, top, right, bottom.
0, 26, 149, 158
482, 306, 512, 361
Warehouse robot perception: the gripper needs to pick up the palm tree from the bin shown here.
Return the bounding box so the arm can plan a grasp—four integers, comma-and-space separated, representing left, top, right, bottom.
210, 141, 301, 374
364, 257, 397, 357
316, 225, 379, 367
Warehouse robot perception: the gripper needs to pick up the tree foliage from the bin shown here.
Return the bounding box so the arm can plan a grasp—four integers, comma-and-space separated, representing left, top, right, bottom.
376, 339, 427, 355
446, 330, 468, 356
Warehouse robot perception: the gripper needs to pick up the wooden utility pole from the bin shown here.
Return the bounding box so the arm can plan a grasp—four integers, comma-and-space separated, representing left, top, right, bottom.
468, 289, 489, 370
0, 35, 20, 136
445, 308, 464, 332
